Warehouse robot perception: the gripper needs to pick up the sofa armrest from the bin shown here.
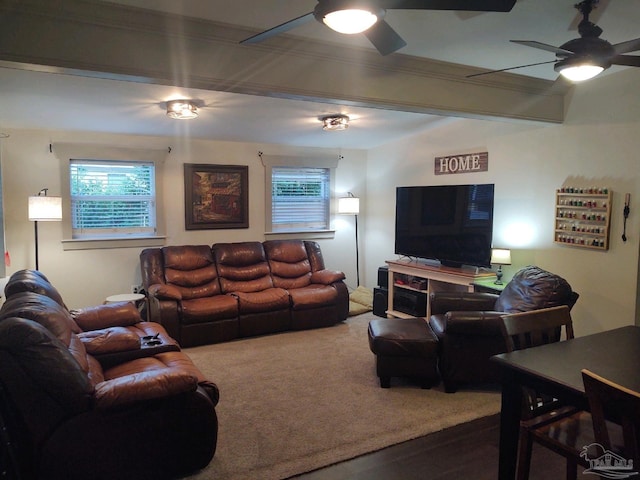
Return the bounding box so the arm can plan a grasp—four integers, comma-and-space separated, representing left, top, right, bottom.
148, 283, 182, 301
440, 311, 505, 336
429, 292, 498, 315
71, 302, 142, 331
78, 327, 140, 354
310, 270, 345, 285
93, 368, 198, 409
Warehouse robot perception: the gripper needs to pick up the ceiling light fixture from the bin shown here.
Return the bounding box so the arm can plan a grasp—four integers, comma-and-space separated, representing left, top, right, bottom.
321, 114, 350, 131
166, 99, 198, 119
314, 2, 383, 35
555, 57, 608, 82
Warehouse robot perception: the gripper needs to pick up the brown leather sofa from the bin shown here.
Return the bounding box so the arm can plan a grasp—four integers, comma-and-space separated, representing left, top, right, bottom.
0, 270, 219, 480
140, 240, 349, 347
429, 265, 579, 393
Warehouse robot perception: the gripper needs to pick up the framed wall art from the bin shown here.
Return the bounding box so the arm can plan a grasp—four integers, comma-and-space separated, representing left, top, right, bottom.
184, 163, 249, 230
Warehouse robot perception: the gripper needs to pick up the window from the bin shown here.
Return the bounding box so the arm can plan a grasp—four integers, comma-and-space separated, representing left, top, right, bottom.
271, 166, 330, 232
262, 154, 338, 236
69, 160, 156, 239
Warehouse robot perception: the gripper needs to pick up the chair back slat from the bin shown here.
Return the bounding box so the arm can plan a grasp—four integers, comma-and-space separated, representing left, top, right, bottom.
582, 368, 640, 469
500, 305, 575, 419
500, 305, 574, 353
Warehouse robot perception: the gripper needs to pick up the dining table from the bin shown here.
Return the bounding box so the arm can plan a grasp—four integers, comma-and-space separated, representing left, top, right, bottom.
491, 325, 640, 480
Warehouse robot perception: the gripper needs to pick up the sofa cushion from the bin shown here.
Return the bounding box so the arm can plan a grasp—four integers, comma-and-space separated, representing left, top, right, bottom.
181, 295, 238, 325
4, 269, 67, 307
289, 285, 338, 311
0, 292, 81, 344
232, 288, 290, 313
214, 242, 275, 293
0, 318, 94, 413
163, 245, 222, 299
264, 240, 312, 289
495, 265, 576, 313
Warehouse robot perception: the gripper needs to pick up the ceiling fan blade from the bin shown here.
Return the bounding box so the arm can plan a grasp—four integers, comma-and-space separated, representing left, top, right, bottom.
611, 55, 640, 67
380, 0, 516, 12
240, 12, 314, 45
466, 60, 557, 78
364, 19, 407, 56
511, 40, 573, 56
612, 38, 640, 55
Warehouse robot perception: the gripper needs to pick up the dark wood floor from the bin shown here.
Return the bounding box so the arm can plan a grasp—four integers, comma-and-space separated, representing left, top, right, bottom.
291, 413, 579, 480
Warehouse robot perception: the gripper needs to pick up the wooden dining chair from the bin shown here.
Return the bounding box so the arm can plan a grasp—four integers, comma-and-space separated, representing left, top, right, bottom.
582, 369, 640, 476
500, 305, 593, 480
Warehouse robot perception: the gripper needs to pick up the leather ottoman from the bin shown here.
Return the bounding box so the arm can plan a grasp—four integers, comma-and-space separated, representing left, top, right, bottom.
367, 317, 440, 389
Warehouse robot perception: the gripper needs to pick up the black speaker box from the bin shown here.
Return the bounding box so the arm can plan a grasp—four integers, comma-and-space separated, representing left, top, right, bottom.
373, 287, 388, 317
377, 266, 389, 289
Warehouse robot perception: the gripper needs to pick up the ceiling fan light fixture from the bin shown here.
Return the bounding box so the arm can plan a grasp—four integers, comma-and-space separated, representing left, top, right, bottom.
555, 57, 607, 82
321, 114, 350, 131
322, 9, 379, 34
166, 99, 198, 119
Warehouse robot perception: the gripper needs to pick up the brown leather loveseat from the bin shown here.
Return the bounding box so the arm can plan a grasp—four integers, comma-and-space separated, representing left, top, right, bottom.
0, 269, 219, 480
429, 265, 579, 393
140, 240, 349, 347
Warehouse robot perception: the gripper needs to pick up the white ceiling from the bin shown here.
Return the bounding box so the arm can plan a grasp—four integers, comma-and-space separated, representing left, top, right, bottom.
0, 0, 638, 149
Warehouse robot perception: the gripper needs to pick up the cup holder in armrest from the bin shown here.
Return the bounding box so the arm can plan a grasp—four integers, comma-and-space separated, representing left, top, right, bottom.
141, 334, 162, 347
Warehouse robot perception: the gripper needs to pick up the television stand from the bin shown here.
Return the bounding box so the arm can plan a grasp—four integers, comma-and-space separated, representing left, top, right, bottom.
385, 258, 496, 319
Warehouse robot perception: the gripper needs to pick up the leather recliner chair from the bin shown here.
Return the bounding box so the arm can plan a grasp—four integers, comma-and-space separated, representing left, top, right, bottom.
429, 265, 579, 393
0, 270, 219, 480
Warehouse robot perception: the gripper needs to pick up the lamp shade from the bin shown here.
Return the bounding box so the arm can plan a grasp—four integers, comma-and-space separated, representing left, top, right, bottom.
338, 196, 360, 215
490, 248, 512, 266
28, 196, 62, 221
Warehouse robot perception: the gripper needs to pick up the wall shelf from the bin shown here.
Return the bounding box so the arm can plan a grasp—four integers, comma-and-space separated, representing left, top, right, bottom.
554, 188, 612, 251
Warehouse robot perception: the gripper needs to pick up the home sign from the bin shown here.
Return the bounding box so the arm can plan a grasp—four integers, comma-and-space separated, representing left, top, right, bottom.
434, 152, 488, 175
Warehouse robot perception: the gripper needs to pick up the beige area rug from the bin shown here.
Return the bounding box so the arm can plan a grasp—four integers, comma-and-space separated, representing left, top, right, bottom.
183, 313, 501, 480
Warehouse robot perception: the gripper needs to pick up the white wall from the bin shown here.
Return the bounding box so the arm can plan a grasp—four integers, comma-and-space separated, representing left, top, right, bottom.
365, 68, 640, 337
1, 130, 366, 308
3, 68, 638, 337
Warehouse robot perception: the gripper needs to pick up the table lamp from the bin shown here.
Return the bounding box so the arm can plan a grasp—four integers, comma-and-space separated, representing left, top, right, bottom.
490, 248, 511, 285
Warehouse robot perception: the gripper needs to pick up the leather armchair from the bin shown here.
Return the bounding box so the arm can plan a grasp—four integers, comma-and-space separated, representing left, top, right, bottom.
429, 265, 579, 393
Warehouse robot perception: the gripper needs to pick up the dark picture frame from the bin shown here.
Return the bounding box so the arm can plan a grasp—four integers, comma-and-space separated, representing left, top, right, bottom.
184, 163, 249, 230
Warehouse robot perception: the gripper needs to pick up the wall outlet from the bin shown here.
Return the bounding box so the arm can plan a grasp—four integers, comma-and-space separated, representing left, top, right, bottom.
131, 285, 140, 294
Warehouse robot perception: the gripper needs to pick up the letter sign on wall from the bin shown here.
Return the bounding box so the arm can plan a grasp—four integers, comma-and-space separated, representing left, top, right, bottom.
434, 152, 488, 175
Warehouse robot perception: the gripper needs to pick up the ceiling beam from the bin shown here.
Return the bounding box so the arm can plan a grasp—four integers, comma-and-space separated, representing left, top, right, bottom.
0, 0, 567, 124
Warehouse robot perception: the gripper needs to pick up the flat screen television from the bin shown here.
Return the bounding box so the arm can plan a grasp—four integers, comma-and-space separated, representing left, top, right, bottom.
395, 184, 495, 268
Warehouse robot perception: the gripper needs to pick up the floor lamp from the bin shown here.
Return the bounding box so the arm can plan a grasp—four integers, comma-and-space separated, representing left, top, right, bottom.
28, 189, 62, 270
338, 192, 360, 287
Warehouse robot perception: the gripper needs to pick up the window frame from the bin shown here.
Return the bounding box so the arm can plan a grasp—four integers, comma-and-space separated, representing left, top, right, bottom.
54, 143, 166, 250
261, 154, 338, 239
69, 159, 157, 239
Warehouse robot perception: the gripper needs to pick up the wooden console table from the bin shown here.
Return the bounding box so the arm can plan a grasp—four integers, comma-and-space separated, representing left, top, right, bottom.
386, 259, 496, 318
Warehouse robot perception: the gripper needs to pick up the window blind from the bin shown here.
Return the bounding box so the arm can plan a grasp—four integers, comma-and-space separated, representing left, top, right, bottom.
271, 166, 330, 231
70, 160, 156, 237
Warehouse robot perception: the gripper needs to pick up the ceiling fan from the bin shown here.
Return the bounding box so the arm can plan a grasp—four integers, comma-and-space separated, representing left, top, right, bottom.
240, 0, 517, 56
470, 0, 640, 81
